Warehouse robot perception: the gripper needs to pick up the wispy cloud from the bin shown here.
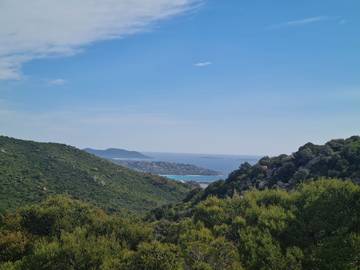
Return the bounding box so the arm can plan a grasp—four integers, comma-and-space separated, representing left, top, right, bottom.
269, 16, 335, 29
338, 19, 348, 25
285, 16, 329, 26
194, 61, 212, 67
48, 79, 67, 86
0, 0, 200, 80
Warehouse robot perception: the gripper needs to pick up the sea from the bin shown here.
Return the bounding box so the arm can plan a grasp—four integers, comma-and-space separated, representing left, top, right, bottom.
142, 152, 261, 184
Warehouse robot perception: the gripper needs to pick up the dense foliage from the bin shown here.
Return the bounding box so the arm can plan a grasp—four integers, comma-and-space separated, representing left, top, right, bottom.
1, 136, 360, 269
1, 179, 359, 269
0, 136, 190, 214
192, 136, 360, 201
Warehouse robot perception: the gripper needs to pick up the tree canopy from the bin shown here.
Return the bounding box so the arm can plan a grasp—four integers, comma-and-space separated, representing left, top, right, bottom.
1, 179, 359, 269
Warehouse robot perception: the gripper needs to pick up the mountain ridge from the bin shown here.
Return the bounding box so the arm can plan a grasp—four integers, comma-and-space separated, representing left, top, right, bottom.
84, 147, 151, 159
179, 135, 360, 204
0, 135, 191, 214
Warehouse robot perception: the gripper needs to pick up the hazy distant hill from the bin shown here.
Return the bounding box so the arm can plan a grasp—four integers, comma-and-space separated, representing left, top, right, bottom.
0, 136, 191, 213
84, 148, 150, 159
112, 160, 221, 176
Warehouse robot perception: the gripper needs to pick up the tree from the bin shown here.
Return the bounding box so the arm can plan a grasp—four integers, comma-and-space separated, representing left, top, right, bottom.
126, 241, 182, 270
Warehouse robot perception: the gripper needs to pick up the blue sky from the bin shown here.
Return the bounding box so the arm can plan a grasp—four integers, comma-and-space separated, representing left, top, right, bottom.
0, 0, 359, 155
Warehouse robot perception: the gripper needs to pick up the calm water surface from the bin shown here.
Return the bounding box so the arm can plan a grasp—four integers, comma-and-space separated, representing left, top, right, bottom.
161, 174, 225, 183
145, 152, 261, 183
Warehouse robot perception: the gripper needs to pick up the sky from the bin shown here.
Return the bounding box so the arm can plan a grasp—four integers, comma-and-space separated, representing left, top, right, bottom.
0, 0, 359, 155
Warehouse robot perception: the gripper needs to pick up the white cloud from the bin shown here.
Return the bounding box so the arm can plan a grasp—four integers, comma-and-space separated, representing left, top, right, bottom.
269, 16, 334, 29
0, 55, 31, 80
284, 16, 329, 26
194, 61, 212, 67
0, 0, 200, 80
48, 79, 67, 86
338, 19, 348, 25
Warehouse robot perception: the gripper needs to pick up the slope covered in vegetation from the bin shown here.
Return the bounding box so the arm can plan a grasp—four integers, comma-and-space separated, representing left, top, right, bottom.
0, 136, 191, 214
192, 136, 360, 201
1, 179, 359, 270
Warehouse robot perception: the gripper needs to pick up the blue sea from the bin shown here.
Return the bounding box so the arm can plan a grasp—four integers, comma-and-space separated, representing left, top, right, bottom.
143, 152, 261, 184
161, 174, 225, 183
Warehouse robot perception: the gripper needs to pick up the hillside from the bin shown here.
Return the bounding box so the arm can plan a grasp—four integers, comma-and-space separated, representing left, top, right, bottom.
1, 180, 359, 270
150, 136, 360, 220
84, 148, 150, 159
196, 135, 360, 200
0, 136, 191, 214
112, 160, 221, 176
1, 136, 360, 270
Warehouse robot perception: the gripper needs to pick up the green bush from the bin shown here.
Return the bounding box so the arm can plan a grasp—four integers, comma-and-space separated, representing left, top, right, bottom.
1, 179, 359, 269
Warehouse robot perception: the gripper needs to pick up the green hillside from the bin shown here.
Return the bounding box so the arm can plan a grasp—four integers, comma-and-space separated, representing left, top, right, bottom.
1, 136, 360, 269
1, 180, 359, 270
192, 136, 360, 201
0, 136, 191, 214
